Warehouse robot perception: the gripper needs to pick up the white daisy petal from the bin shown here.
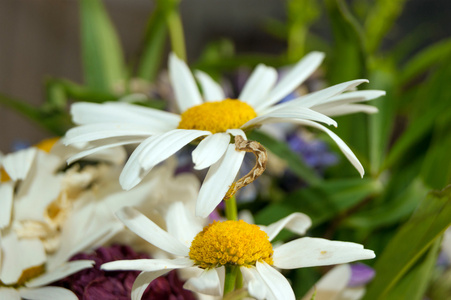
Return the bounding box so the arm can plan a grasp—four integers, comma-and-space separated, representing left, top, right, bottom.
19, 287, 78, 300
316, 104, 379, 117
226, 128, 247, 137
256, 51, 325, 111
0, 233, 46, 285
119, 135, 160, 190
241, 267, 267, 300
192, 133, 230, 170
169, 53, 203, 112
131, 270, 170, 300
313, 90, 386, 108
66, 138, 143, 165
260, 212, 312, 241
239, 64, 278, 107
165, 202, 204, 247
0, 288, 20, 300
2, 148, 36, 181
196, 144, 245, 218
256, 261, 296, 300
101, 257, 193, 272
242, 108, 337, 129
26, 260, 95, 288
273, 237, 375, 269
64, 123, 159, 145
184, 268, 222, 296
281, 119, 364, 177
115, 207, 189, 256
138, 129, 211, 170
262, 79, 369, 114
0, 182, 13, 228
302, 264, 351, 300
71, 102, 180, 127
195, 70, 226, 101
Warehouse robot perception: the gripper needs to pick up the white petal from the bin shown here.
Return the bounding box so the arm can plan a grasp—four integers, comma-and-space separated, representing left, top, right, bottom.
316, 104, 379, 117
0, 288, 20, 300
64, 123, 157, 145
66, 138, 142, 165
169, 53, 203, 112
242, 108, 337, 129
71, 102, 180, 127
183, 269, 222, 296
120, 129, 210, 190
0, 232, 46, 285
131, 270, 170, 300
226, 128, 247, 137
241, 267, 267, 300
260, 212, 312, 241
165, 202, 203, 247
301, 265, 352, 300
195, 70, 226, 101
2, 148, 36, 181
196, 144, 245, 217
262, 79, 369, 114
192, 133, 230, 170
101, 257, 193, 272
26, 260, 95, 287
312, 90, 386, 108
273, 237, 375, 269
138, 129, 211, 170
0, 182, 13, 228
239, 64, 278, 107
19, 287, 78, 300
255, 52, 325, 111
115, 207, 189, 256
256, 261, 295, 300
283, 119, 364, 177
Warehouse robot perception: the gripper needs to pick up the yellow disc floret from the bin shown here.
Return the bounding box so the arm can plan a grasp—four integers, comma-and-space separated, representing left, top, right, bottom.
189, 220, 273, 269
177, 99, 257, 134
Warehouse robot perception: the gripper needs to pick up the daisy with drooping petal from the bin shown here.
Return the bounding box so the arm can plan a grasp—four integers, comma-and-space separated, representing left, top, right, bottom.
64, 52, 385, 217
101, 203, 375, 300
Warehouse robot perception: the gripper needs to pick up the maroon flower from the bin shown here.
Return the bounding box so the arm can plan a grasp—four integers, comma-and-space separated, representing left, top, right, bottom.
53, 245, 195, 300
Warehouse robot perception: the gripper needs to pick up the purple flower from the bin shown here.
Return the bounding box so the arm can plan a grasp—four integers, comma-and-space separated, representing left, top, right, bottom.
348, 263, 376, 287
53, 245, 195, 300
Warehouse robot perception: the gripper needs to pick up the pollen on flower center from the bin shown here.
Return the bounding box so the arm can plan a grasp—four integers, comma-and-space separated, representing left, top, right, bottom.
177, 99, 257, 134
189, 220, 273, 269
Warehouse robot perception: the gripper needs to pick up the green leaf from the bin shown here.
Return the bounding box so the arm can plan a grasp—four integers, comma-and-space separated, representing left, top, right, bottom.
136, 0, 169, 81
286, 0, 320, 61
80, 0, 125, 92
421, 110, 451, 189
343, 179, 426, 230
248, 130, 321, 186
324, 0, 367, 84
399, 38, 451, 86
384, 239, 440, 300
362, 185, 451, 300
364, 0, 408, 54
284, 178, 381, 227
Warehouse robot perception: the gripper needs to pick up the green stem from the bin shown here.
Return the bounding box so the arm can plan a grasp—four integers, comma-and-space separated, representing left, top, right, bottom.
224, 265, 239, 295
235, 268, 243, 290
225, 195, 238, 221
167, 6, 186, 61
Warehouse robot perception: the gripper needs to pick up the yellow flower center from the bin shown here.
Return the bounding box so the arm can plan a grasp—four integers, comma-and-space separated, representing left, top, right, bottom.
177, 99, 257, 134
189, 220, 273, 269
34, 137, 59, 153
0, 168, 10, 182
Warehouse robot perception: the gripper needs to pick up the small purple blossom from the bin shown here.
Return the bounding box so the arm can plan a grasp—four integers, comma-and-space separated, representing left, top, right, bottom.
348, 263, 376, 287
287, 132, 338, 170
53, 245, 195, 300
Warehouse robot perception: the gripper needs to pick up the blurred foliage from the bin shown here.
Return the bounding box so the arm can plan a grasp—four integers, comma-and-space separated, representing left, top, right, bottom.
1, 0, 450, 299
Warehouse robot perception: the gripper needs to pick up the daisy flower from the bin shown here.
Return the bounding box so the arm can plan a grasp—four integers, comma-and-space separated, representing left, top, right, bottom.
64, 52, 385, 217
101, 203, 375, 300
